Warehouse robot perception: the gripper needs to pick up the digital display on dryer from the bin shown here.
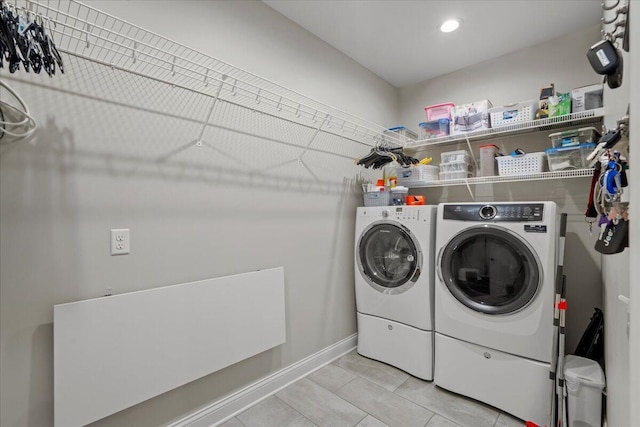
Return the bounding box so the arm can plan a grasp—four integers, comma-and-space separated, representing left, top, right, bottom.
443, 204, 544, 221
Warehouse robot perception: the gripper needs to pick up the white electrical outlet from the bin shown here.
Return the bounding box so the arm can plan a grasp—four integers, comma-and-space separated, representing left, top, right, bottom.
110, 229, 130, 255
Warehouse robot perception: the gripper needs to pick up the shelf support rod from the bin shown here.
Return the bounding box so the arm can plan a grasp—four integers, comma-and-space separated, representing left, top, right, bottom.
464, 179, 474, 200
298, 113, 330, 161
299, 158, 320, 183
156, 75, 226, 163
194, 75, 227, 145
85, 23, 91, 48
230, 79, 237, 96
464, 133, 479, 174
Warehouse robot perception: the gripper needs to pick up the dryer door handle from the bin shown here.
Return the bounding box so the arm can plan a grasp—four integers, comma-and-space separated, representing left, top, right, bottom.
436, 246, 444, 283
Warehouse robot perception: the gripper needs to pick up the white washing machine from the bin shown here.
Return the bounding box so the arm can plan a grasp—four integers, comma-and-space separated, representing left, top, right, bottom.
434, 202, 560, 425
354, 205, 437, 380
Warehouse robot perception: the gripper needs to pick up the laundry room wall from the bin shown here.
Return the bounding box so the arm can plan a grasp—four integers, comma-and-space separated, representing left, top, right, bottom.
398, 24, 604, 353
629, 4, 640, 419
0, 2, 398, 427
599, 1, 633, 425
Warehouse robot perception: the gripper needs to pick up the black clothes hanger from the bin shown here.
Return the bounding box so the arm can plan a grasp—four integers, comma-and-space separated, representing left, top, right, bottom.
357, 144, 419, 169
0, 2, 63, 76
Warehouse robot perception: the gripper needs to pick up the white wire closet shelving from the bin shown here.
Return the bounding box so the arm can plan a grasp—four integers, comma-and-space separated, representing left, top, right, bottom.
2, 1, 607, 190
407, 108, 605, 149
406, 168, 595, 189
6, 0, 406, 150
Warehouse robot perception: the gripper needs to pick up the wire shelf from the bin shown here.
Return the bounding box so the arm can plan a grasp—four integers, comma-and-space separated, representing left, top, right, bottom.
407, 108, 605, 149
9, 0, 406, 149
2, 1, 604, 189
405, 168, 595, 188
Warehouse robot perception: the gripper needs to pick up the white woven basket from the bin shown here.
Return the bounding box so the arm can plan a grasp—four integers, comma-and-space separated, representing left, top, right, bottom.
489, 100, 538, 128
496, 152, 547, 176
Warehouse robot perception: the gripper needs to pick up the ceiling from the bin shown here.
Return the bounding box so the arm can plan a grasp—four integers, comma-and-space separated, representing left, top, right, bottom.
262, 1, 602, 88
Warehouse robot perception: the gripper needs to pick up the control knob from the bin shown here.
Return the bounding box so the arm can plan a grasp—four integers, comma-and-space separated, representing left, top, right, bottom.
479, 205, 497, 220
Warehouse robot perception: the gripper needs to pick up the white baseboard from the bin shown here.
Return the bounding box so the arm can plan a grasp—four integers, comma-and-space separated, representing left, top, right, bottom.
170, 333, 358, 427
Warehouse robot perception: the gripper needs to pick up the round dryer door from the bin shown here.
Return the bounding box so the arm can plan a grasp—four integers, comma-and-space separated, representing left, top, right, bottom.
439, 225, 542, 315
357, 222, 422, 294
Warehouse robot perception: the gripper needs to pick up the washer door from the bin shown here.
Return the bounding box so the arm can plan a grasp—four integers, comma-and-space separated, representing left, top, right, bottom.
439, 225, 542, 314
357, 221, 422, 294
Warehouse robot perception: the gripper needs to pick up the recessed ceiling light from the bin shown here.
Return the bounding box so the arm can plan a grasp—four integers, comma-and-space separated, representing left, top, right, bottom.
440, 18, 461, 33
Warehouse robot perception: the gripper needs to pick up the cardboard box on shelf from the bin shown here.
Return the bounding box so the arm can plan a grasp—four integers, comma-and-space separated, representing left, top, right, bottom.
571, 84, 603, 113
538, 83, 555, 119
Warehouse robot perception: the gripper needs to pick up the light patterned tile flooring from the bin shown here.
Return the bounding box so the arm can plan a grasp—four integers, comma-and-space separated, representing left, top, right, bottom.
220, 350, 525, 427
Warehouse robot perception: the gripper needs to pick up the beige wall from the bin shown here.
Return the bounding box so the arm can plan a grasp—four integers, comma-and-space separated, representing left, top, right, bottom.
2, 2, 633, 426
0, 2, 397, 426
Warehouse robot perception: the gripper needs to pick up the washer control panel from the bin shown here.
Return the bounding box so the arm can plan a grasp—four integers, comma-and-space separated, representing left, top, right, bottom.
384, 206, 420, 221
443, 203, 544, 222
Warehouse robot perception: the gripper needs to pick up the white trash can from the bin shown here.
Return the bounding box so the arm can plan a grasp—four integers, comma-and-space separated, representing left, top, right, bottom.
564, 355, 606, 427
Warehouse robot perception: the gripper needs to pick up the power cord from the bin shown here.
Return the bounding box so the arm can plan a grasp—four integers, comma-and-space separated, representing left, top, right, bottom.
0, 80, 37, 140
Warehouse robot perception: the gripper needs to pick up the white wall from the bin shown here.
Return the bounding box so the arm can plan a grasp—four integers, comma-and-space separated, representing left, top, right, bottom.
629, 0, 640, 418
0, 2, 397, 426
599, 1, 634, 425
399, 25, 604, 352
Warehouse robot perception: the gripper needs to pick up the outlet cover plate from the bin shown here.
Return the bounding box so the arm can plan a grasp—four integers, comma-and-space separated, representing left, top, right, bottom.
110, 229, 130, 255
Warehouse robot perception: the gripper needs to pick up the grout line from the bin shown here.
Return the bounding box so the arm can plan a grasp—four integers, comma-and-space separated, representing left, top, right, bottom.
274, 395, 309, 427
353, 412, 368, 427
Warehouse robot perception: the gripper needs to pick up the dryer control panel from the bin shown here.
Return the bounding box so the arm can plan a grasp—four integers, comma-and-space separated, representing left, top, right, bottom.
443, 204, 544, 222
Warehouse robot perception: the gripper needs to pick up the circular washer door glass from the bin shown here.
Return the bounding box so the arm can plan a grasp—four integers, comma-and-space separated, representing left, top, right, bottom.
440, 225, 541, 314
357, 223, 421, 293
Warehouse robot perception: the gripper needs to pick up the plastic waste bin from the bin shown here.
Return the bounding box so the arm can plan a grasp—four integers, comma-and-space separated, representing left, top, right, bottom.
564, 355, 606, 427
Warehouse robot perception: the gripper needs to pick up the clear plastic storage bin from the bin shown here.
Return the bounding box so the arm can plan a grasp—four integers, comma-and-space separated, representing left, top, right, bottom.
424, 102, 455, 121
439, 161, 473, 180
545, 143, 596, 171
390, 187, 409, 205
419, 119, 450, 139
488, 100, 538, 128
496, 152, 547, 176
397, 165, 439, 186
549, 127, 601, 148
441, 150, 470, 164
384, 126, 418, 144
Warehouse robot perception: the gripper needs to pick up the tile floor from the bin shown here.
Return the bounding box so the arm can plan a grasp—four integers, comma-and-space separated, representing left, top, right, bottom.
220, 350, 525, 427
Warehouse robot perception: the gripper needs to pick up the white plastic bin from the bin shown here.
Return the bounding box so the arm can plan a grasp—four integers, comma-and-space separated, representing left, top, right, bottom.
564, 355, 605, 427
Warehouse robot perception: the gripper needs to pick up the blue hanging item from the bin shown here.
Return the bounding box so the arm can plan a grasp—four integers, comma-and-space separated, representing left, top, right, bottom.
604, 161, 619, 195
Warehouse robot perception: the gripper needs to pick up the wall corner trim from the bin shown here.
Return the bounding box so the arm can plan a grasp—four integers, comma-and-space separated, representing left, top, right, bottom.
169, 333, 358, 427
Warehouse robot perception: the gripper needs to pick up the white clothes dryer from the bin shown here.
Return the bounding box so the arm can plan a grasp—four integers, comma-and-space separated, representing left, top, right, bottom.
355, 205, 437, 380
434, 202, 560, 425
